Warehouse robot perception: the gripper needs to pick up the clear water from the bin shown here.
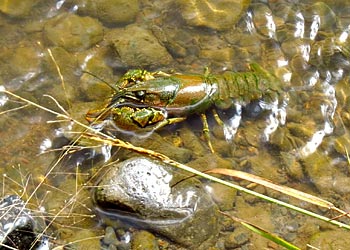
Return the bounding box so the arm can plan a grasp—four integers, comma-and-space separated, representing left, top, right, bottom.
0, 0, 349, 249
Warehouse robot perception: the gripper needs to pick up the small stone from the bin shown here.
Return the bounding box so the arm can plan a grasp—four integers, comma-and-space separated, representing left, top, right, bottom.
281, 152, 304, 180
250, 3, 276, 38
269, 127, 305, 152
224, 228, 250, 249
199, 48, 234, 63
103, 226, 118, 245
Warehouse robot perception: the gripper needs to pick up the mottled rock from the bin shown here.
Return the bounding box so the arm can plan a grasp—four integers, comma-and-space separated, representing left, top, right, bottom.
75, 0, 139, 25
224, 228, 250, 249
94, 157, 220, 248
44, 13, 104, 52
302, 152, 334, 193
107, 25, 173, 67
269, 127, 305, 152
0, 0, 39, 17
280, 152, 304, 180
178, 0, 250, 30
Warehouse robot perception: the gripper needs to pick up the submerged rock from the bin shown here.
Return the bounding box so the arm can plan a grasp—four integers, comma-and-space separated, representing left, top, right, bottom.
44, 13, 104, 52
94, 156, 220, 248
75, 0, 139, 25
224, 227, 251, 249
0, 0, 39, 17
0, 195, 48, 250
0, 43, 43, 89
178, 0, 250, 30
106, 25, 173, 67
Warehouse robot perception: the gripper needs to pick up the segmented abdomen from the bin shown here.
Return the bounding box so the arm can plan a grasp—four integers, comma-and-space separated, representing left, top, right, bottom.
209, 71, 272, 109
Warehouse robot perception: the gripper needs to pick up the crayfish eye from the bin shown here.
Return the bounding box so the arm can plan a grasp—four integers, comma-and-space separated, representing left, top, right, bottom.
135, 90, 145, 98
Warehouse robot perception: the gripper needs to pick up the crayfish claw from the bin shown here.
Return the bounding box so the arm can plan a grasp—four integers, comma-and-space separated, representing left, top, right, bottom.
151, 117, 186, 131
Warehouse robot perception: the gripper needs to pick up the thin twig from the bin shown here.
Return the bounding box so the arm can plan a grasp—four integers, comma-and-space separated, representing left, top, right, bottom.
47, 48, 71, 110
43, 94, 70, 117
0, 103, 30, 115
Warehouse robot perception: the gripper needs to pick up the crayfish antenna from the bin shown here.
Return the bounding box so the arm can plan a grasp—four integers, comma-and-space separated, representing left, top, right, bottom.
81, 70, 120, 92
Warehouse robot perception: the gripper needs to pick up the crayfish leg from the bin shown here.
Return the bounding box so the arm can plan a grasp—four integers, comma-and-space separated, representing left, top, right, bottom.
203, 67, 211, 77
200, 113, 215, 153
212, 109, 225, 127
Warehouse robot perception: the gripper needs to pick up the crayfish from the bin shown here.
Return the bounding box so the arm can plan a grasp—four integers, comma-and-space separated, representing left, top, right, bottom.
86, 64, 287, 152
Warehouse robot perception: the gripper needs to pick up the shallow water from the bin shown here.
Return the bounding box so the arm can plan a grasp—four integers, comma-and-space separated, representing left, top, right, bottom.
0, 0, 350, 249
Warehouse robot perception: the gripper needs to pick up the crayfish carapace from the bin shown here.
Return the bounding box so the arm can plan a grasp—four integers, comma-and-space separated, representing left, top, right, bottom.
86, 64, 287, 152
